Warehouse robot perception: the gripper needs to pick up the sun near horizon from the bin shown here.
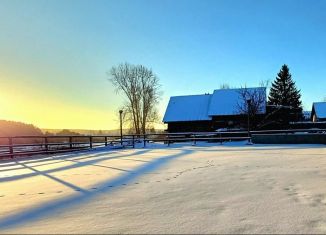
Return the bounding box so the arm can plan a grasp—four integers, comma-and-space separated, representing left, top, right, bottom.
0, 81, 119, 130
1, 0, 325, 130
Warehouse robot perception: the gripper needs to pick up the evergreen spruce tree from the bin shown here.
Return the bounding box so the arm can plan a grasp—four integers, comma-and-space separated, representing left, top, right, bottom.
268, 64, 303, 121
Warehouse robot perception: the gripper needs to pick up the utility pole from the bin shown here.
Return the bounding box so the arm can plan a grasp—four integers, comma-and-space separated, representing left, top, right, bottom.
119, 110, 123, 146
247, 99, 252, 144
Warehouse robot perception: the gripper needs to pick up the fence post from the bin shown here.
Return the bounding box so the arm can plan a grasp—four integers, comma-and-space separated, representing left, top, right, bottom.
69, 136, 73, 149
132, 135, 135, 148
44, 137, 48, 152
8, 137, 13, 158
220, 132, 222, 145
89, 136, 93, 149
143, 134, 146, 148
167, 134, 170, 147
105, 136, 108, 146
193, 133, 196, 145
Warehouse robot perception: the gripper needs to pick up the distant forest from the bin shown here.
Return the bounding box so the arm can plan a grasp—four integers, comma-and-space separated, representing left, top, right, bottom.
0, 120, 43, 137
0, 120, 124, 137
43, 128, 121, 136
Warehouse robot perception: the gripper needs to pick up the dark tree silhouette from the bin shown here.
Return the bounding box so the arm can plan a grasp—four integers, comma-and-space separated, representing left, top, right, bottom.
0, 120, 44, 144
268, 64, 303, 121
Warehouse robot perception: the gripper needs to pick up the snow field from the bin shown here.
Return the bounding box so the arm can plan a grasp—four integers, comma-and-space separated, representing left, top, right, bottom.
0, 142, 326, 233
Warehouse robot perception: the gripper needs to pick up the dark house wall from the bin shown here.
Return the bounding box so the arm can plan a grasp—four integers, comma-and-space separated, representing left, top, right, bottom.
166, 121, 213, 132
211, 115, 246, 130
166, 114, 266, 133
212, 114, 265, 130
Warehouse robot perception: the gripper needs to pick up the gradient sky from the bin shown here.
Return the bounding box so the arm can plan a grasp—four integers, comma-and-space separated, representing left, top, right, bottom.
0, 0, 325, 130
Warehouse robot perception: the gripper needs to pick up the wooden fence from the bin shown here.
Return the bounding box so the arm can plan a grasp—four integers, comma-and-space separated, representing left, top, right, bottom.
0, 129, 325, 159
0, 135, 133, 159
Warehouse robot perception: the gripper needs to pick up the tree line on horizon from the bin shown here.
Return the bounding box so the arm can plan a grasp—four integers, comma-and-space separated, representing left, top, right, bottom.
0, 120, 116, 139
0, 64, 318, 138
109, 62, 311, 132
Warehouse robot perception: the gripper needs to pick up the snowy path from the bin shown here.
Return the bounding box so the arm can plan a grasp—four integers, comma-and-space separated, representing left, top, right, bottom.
0, 142, 326, 234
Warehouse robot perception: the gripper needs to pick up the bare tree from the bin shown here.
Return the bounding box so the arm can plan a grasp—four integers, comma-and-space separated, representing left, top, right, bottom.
237, 86, 266, 128
109, 63, 161, 134
219, 83, 231, 89
259, 79, 270, 90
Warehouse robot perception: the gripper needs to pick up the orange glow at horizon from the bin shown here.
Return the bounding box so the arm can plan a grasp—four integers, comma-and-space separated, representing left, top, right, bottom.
0, 83, 166, 130
0, 90, 119, 130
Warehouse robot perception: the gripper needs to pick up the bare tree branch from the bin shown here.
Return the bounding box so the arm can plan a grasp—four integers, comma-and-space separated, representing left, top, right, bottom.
237, 86, 266, 129
219, 83, 231, 89
109, 63, 161, 134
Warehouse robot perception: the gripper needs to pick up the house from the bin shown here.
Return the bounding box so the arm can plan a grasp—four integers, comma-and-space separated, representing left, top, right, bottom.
311, 102, 326, 122
163, 87, 267, 132
303, 111, 312, 121
162, 94, 213, 132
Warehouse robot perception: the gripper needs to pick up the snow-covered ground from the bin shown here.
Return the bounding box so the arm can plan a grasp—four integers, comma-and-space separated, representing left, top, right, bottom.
0, 141, 326, 234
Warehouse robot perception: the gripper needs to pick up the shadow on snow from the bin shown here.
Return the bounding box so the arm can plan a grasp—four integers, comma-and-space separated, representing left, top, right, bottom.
0, 148, 193, 230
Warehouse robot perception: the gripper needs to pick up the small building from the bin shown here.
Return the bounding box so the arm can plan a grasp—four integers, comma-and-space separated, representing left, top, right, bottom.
162, 94, 213, 132
303, 111, 312, 121
163, 87, 266, 132
311, 102, 326, 122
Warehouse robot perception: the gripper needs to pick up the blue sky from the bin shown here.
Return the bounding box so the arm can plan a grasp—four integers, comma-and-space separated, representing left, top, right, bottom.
0, 0, 325, 129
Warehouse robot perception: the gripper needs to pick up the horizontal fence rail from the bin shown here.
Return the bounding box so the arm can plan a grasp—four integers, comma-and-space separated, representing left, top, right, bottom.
0, 135, 135, 159
0, 129, 325, 159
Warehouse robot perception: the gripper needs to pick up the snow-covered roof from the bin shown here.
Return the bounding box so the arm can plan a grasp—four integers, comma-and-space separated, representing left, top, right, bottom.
163, 94, 212, 122
163, 87, 267, 123
312, 102, 326, 119
208, 87, 266, 116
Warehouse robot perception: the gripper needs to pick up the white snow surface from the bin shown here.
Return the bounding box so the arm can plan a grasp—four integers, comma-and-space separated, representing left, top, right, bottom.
208, 87, 266, 116
0, 142, 326, 234
163, 94, 212, 122
313, 102, 326, 119
163, 87, 266, 123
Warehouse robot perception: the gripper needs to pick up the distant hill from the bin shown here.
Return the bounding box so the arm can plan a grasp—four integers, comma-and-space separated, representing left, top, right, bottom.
42, 129, 121, 136
42, 128, 166, 135
0, 120, 165, 137
0, 120, 43, 137
0, 120, 165, 145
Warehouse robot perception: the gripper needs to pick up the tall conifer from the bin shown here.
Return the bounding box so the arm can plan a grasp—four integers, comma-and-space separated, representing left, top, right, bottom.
269, 65, 302, 108
268, 64, 303, 121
